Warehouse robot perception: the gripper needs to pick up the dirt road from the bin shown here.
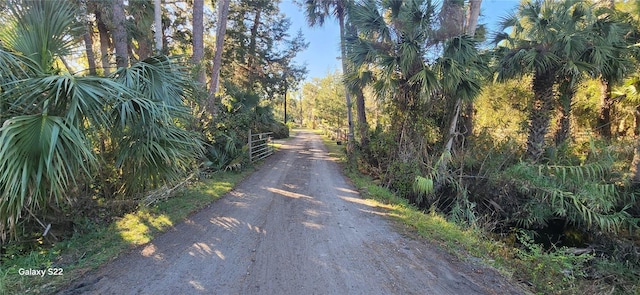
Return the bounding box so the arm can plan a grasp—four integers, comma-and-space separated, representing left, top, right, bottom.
59, 131, 523, 295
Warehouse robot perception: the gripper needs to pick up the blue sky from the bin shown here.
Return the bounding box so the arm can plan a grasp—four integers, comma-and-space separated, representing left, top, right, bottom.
279, 0, 520, 82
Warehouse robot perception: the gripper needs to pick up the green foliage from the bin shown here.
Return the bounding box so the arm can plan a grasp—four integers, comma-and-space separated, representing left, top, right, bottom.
0, 115, 96, 239
590, 258, 640, 294
413, 176, 434, 198
269, 121, 290, 139
204, 133, 240, 171
571, 78, 601, 133
202, 82, 288, 171
500, 155, 637, 233
493, 0, 628, 159
110, 56, 204, 195
514, 230, 593, 293
436, 35, 488, 102
0, 1, 203, 241
222, 0, 307, 98
300, 71, 347, 131
357, 126, 397, 176
0, 0, 83, 72
474, 78, 531, 140
386, 160, 421, 202
413, 152, 478, 226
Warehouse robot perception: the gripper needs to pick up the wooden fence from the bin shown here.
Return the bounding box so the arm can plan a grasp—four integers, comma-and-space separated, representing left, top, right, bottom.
248, 131, 274, 162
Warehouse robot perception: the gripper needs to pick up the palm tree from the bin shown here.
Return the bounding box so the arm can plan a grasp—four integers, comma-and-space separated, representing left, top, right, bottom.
347, 0, 438, 162
0, 0, 202, 241
110, 56, 204, 194
588, 8, 636, 140
344, 62, 372, 147
437, 35, 487, 170
304, 0, 355, 152
549, 5, 631, 146
494, 0, 598, 161
0, 0, 113, 239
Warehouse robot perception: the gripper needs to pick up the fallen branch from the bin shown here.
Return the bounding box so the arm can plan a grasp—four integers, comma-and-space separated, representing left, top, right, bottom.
25, 207, 58, 241
142, 172, 198, 206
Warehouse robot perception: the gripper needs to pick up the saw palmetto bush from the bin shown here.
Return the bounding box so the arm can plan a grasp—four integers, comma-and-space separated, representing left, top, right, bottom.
0, 0, 203, 241
499, 149, 637, 234
110, 56, 203, 195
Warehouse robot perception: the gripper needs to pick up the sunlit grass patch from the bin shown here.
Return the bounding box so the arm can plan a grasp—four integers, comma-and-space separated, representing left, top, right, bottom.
116, 210, 173, 245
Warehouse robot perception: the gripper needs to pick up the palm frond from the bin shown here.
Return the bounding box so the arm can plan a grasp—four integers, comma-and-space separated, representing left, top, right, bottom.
0, 47, 38, 85
0, 0, 83, 71
0, 114, 95, 239
503, 160, 634, 233
110, 55, 203, 195
112, 56, 191, 107
4, 74, 130, 128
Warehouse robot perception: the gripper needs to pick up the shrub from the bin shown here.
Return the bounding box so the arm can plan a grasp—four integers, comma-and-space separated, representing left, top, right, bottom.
269, 121, 289, 139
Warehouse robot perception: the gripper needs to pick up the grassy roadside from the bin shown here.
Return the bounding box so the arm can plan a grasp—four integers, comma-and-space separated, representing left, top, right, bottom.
0, 170, 252, 295
314, 129, 621, 295
314, 130, 501, 256
311, 131, 488, 253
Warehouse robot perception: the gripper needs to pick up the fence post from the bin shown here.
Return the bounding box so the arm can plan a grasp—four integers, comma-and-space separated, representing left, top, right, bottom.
248, 129, 252, 162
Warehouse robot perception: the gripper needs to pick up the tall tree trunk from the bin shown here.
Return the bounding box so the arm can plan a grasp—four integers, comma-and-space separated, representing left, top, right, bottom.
112, 0, 129, 68
192, 0, 205, 84
154, 0, 162, 53
598, 78, 613, 140
354, 86, 368, 146
554, 80, 575, 145
438, 97, 462, 183
83, 15, 97, 75
338, 13, 355, 153
247, 8, 262, 88
95, 10, 112, 75
527, 71, 556, 161
345, 21, 369, 148
284, 82, 288, 124
208, 0, 231, 115
137, 38, 151, 61
462, 0, 482, 137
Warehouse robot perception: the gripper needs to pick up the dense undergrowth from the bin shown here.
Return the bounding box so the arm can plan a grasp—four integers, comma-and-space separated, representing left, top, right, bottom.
324, 129, 640, 294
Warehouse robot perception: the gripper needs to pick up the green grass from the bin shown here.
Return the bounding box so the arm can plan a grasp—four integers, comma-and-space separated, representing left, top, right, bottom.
0, 170, 250, 295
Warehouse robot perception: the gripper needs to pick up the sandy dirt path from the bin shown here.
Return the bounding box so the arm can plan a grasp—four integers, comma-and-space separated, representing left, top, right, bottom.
59, 131, 523, 295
